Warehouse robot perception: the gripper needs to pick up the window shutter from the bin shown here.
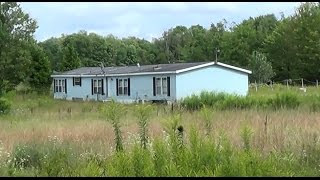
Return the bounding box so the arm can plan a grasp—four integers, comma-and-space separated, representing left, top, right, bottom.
106, 77, 108, 96
116, 79, 119, 96
73, 77, 75, 86
167, 77, 170, 96
101, 79, 105, 95
128, 78, 130, 96
53, 79, 56, 93
79, 77, 82, 87
153, 77, 156, 96
91, 79, 94, 95
65, 79, 67, 93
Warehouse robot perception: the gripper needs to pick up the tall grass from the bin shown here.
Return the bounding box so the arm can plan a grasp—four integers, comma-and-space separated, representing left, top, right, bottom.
2, 121, 320, 177
1, 89, 320, 176
100, 100, 126, 152
135, 104, 153, 149
181, 91, 305, 111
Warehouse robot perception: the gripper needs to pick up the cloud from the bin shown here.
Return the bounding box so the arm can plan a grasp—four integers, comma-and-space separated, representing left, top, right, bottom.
19, 2, 300, 42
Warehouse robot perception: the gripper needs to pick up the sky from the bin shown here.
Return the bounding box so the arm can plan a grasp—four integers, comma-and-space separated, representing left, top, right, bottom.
19, 2, 301, 42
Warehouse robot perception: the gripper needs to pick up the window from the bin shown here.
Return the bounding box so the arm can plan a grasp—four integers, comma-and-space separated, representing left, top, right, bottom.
155, 77, 167, 95
74, 77, 81, 86
93, 79, 102, 94
162, 78, 167, 95
54, 79, 66, 93
117, 78, 129, 96
124, 79, 128, 95
118, 79, 123, 95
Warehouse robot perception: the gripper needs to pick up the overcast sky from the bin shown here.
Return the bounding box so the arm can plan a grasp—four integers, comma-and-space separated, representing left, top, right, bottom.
20, 2, 301, 42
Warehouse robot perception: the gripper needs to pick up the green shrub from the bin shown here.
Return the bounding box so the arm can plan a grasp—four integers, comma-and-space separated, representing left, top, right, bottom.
8, 140, 79, 177
10, 144, 43, 169
181, 91, 302, 111
135, 104, 153, 149
267, 92, 300, 110
0, 97, 11, 115
101, 100, 126, 152
152, 138, 170, 176
309, 96, 320, 112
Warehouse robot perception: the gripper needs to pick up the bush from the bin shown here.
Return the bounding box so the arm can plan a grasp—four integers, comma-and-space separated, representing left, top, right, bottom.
8, 140, 79, 176
267, 92, 300, 110
181, 91, 301, 111
10, 144, 43, 169
0, 97, 11, 114
308, 96, 320, 112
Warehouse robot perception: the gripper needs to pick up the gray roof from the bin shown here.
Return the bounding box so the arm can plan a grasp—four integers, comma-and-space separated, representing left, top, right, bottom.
51, 61, 252, 77
55, 62, 208, 76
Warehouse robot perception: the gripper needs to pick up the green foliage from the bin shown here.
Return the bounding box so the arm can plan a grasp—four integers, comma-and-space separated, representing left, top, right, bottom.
2, 100, 320, 176
135, 104, 153, 149
309, 96, 320, 112
162, 113, 184, 165
28, 44, 52, 92
101, 100, 126, 152
131, 144, 154, 176
0, 97, 11, 115
60, 44, 81, 72
0, 2, 38, 92
200, 105, 214, 136
152, 138, 170, 176
267, 92, 301, 110
10, 144, 43, 169
3, 2, 320, 96
181, 91, 303, 111
240, 125, 254, 152
249, 51, 275, 83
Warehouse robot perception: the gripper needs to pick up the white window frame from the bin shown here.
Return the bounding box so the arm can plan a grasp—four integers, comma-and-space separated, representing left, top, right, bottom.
93, 79, 102, 94
118, 78, 128, 96
74, 77, 81, 86
155, 77, 167, 95
55, 79, 65, 93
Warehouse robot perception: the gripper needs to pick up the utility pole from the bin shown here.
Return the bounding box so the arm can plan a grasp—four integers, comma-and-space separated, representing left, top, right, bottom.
215, 48, 220, 63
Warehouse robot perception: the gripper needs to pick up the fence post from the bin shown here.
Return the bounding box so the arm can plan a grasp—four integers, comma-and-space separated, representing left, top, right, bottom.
301, 78, 304, 88
286, 79, 289, 89
317, 80, 319, 88
255, 80, 258, 92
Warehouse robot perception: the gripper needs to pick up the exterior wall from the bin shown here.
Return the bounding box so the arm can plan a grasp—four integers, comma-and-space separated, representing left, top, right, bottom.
53, 74, 176, 103
53, 77, 108, 101
107, 74, 176, 103
175, 65, 249, 101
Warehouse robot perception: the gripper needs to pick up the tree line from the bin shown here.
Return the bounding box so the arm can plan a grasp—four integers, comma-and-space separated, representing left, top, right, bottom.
1, 2, 320, 95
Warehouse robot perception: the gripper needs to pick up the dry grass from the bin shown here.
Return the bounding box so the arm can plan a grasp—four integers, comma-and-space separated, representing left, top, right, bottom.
1, 96, 320, 159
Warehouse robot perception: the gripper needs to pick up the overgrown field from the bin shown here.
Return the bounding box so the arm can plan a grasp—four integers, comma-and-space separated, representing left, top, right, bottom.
1, 85, 320, 176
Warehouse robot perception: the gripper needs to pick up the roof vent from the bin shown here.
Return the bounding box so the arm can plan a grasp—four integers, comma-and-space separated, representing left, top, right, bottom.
153, 65, 162, 71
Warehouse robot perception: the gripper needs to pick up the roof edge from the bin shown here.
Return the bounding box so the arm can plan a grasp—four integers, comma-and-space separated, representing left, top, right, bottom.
51, 71, 176, 78
176, 61, 252, 74
216, 62, 252, 74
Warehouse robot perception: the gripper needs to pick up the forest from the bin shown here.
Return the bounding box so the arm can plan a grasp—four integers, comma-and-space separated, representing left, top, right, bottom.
1, 2, 320, 94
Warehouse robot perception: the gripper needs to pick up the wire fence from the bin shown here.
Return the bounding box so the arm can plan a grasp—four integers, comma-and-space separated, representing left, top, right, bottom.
249, 78, 320, 92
